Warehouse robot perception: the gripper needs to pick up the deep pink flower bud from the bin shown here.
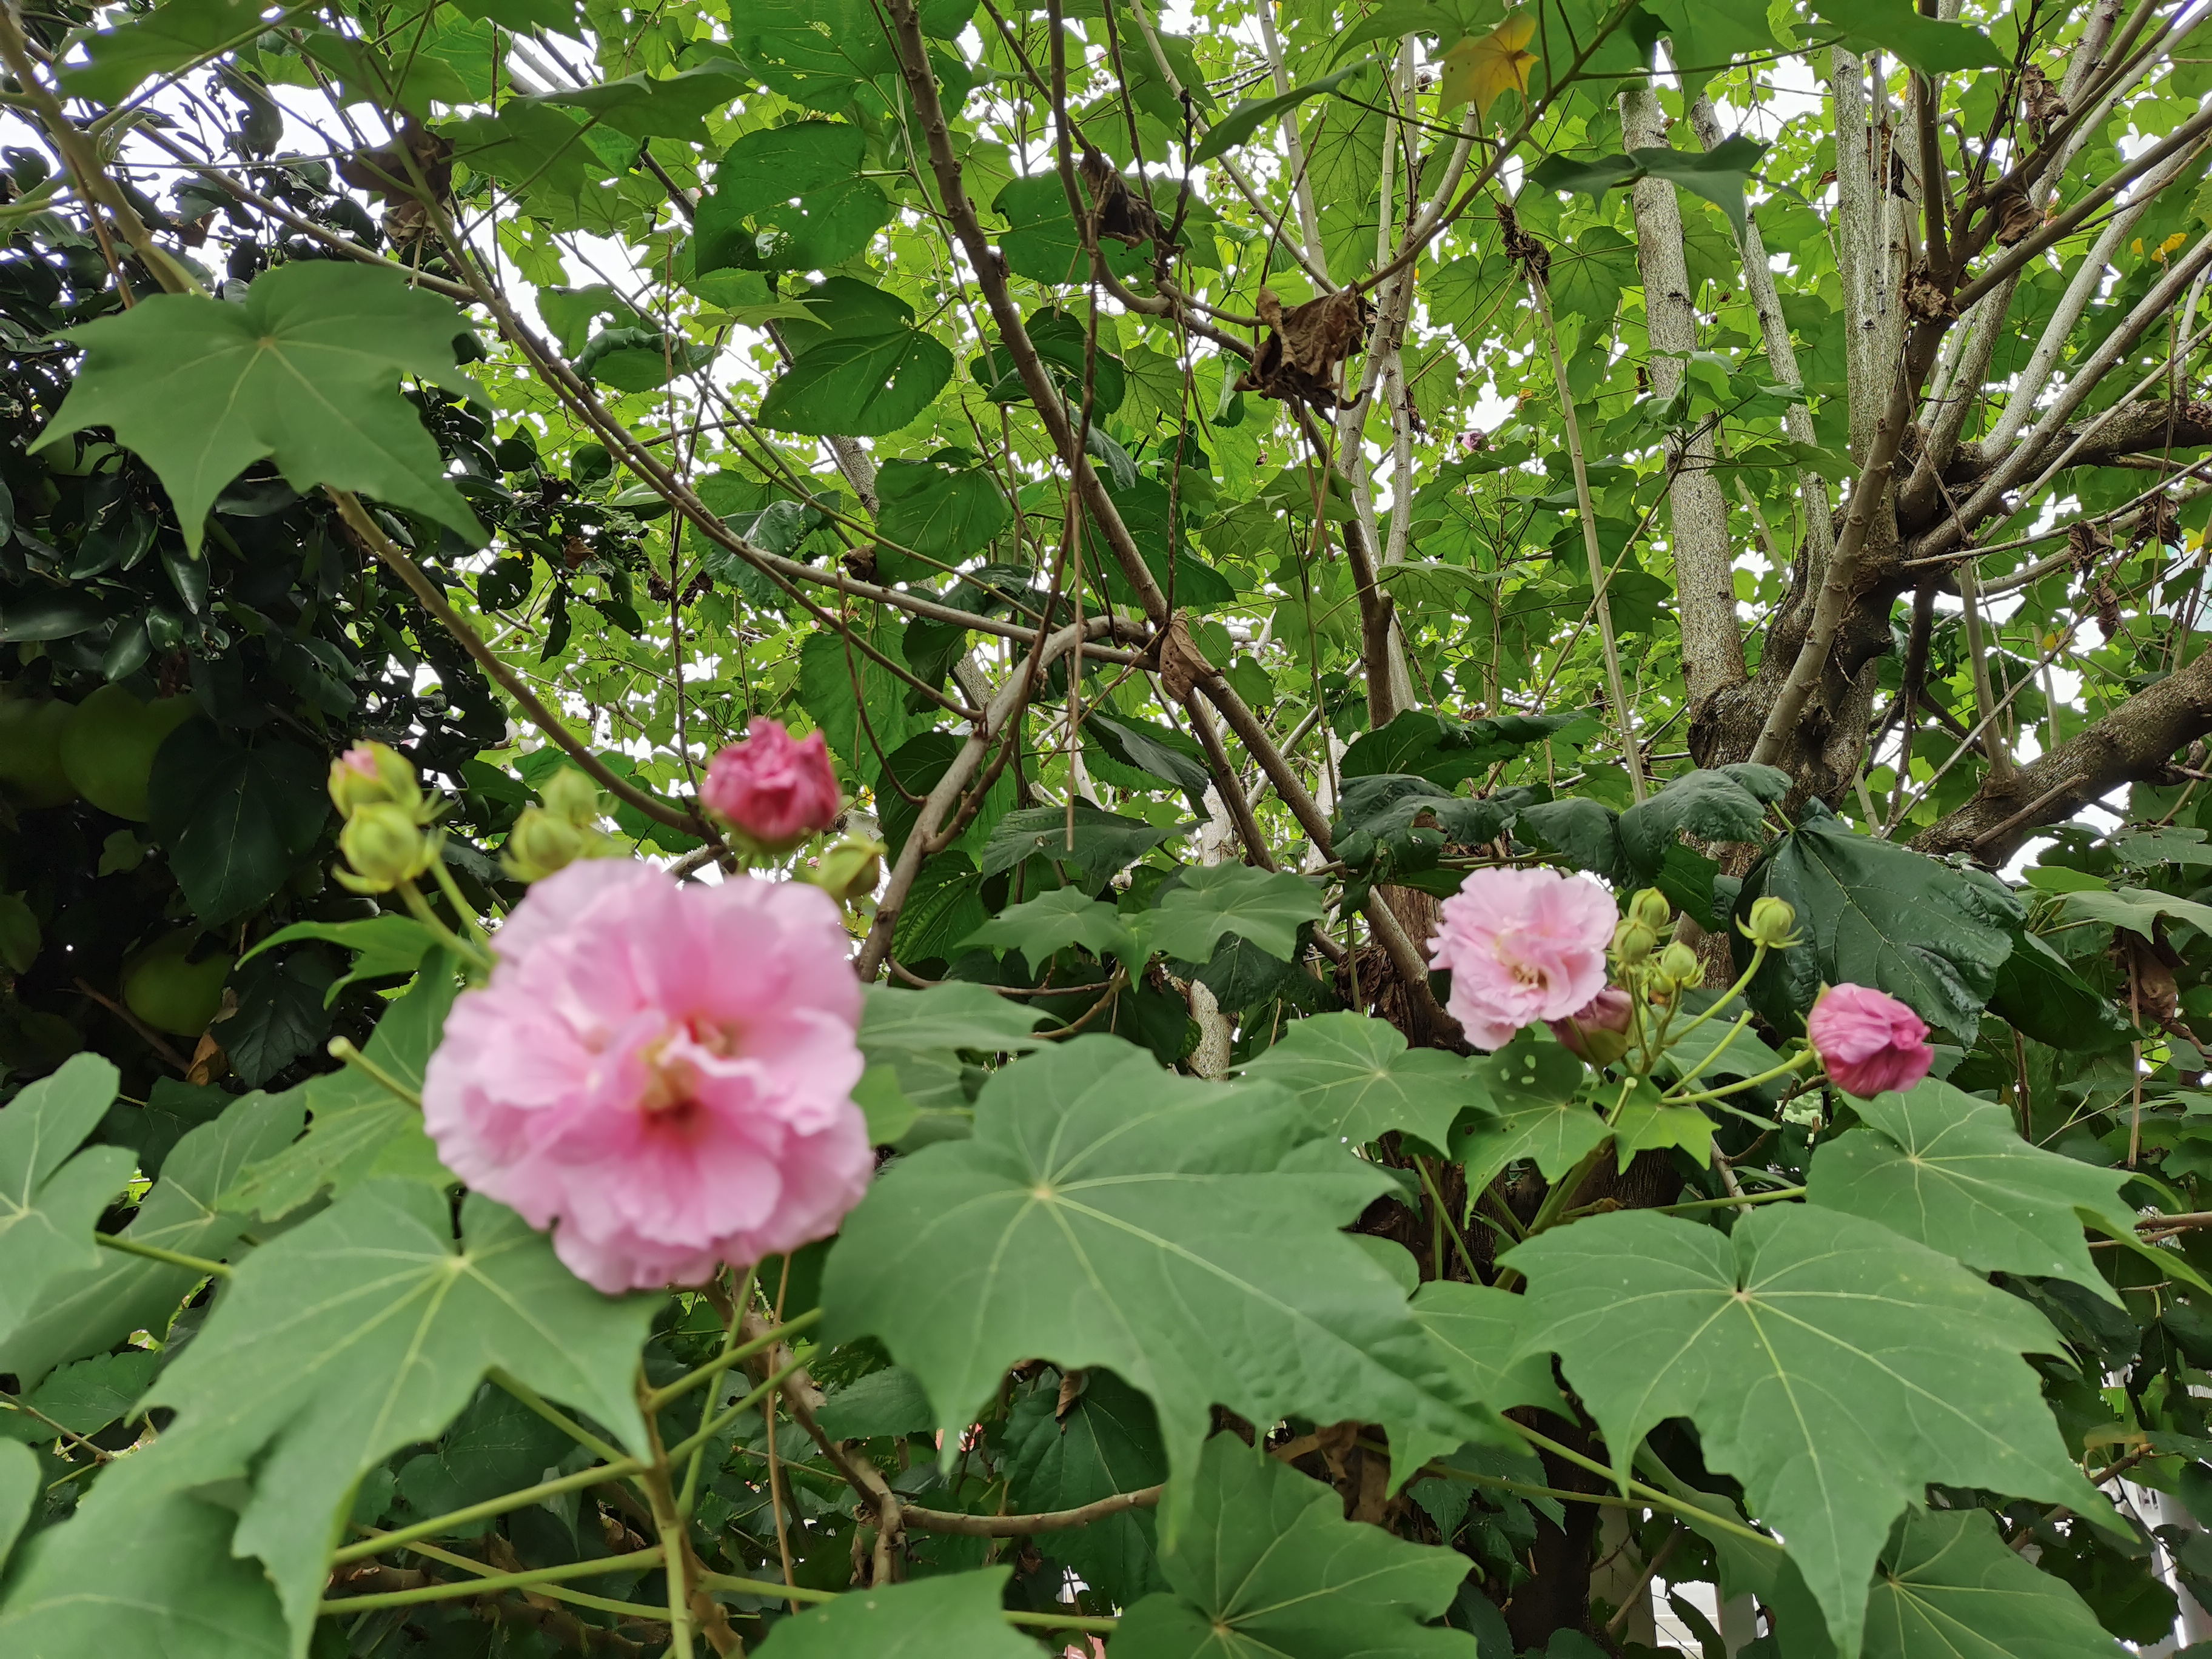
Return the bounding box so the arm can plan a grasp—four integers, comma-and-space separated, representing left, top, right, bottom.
1808, 983, 1933, 1098
1428, 866, 1616, 1051
421, 860, 873, 1293
701, 719, 841, 851
1547, 985, 1634, 1067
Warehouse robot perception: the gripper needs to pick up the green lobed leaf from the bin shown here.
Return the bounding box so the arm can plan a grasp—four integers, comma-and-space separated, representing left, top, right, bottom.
1113, 1432, 1481, 1659
965, 886, 1138, 973
1239, 1010, 1490, 1151
0, 1089, 301, 1390
58, 0, 269, 104
872, 457, 1012, 577
751, 1567, 1037, 1659
220, 958, 457, 1221
820, 1036, 1490, 1538
1807, 1078, 2143, 1303
1342, 708, 1584, 786
89, 1180, 655, 1654
1411, 1281, 1570, 1419
757, 279, 954, 437
977, 802, 1187, 882
145, 719, 329, 927
1618, 763, 1789, 879
0, 1487, 289, 1659
1448, 1031, 1603, 1193
525, 61, 746, 142
38, 263, 485, 553
1807, 0, 2007, 73
696, 120, 893, 273
857, 980, 1051, 1059
1863, 1507, 2125, 1659
1529, 139, 1769, 238
240, 915, 435, 1006
0, 1054, 136, 1347
1506, 1205, 2111, 1659
1143, 863, 1329, 964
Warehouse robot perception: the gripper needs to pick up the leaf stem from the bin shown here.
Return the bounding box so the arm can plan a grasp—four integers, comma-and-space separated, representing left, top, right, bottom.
320, 1546, 665, 1612
1651, 1185, 1806, 1216
94, 1233, 233, 1278
697, 1572, 1119, 1632
347, 1530, 670, 1621
325, 1037, 423, 1110
646, 1307, 820, 1413
1503, 1421, 1781, 1550
1415, 1156, 1481, 1282
1658, 943, 1768, 1055
662, 1356, 809, 1467
395, 878, 496, 977
1665, 1050, 1815, 1106
333, 1462, 644, 1565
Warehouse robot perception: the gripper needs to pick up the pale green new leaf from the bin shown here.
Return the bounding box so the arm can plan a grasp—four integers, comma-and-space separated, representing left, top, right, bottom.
93, 1181, 655, 1654
1113, 1433, 1480, 1659
964, 887, 1138, 971
1863, 1508, 2123, 1659
0, 1487, 288, 1659
1808, 1078, 2142, 1303
751, 1567, 1037, 1659
821, 1037, 1488, 1537
0, 1054, 136, 1345
0, 1090, 304, 1390
1239, 1011, 1490, 1151
38, 264, 485, 553
1507, 1206, 2108, 1659
1145, 863, 1329, 964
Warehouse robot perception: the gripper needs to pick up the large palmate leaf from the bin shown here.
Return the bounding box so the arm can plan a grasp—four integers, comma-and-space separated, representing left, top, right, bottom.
1113, 1433, 1479, 1659
964, 887, 1138, 972
751, 1567, 1037, 1659
1002, 1369, 1169, 1606
978, 802, 1187, 881
221, 957, 457, 1220
1240, 1011, 1490, 1151
1806, 0, 2006, 73
1808, 1078, 2142, 1303
0, 1089, 302, 1390
1507, 1206, 2108, 1659
1447, 1031, 1603, 1192
1734, 807, 2022, 1041
756, 278, 953, 437
857, 981, 1051, 1147
0, 1487, 288, 1659
524, 62, 746, 142
871, 457, 1012, 575
1145, 863, 1329, 963
1863, 1508, 2124, 1659
1410, 1281, 1570, 1419
1341, 708, 1584, 786
0, 1054, 136, 1346
38, 264, 484, 552
821, 1037, 1488, 1534
1528, 139, 1770, 238
90, 1181, 655, 1653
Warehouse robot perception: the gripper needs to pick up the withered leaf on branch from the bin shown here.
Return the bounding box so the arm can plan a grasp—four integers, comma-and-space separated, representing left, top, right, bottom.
1078, 147, 1160, 248
1233, 285, 1372, 411
1156, 612, 1214, 702
335, 118, 454, 241
2020, 62, 2068, 132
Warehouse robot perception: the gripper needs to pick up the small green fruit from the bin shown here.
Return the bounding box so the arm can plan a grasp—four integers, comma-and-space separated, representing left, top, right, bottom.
0, 697, 80, 808
122, 931, 233, 1037
59, 684, 195, 821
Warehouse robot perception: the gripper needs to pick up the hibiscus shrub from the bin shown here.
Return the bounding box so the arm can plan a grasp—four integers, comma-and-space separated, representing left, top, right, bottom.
7, 1, 2212, 1657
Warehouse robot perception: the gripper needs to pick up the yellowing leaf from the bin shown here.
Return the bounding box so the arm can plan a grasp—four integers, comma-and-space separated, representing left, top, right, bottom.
1438, 16, 1537, 119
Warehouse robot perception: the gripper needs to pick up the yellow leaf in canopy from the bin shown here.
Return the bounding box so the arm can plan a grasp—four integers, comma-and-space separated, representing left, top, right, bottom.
1437, 15, 1538, 119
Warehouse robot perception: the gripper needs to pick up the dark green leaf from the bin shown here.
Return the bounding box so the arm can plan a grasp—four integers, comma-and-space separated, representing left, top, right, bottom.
1807, 0, 2006, 73
1618, 763, 1789, 879
1190, 61, 1375, 164
965, 888, 1137, 971
1448, 1031, 1602, 1191
526, 61, 746, 142
993, 174, 1151, 286
977, 802, 1186, 882
240, 916, 435, 1005
696, 120, 893, 273
1239, 1010, 1489, 1151
1343, 708, 1584, 786
873, 458, 1011, 575
59, 0, 267, 104
750, 1567, 1037, 1659
1988, 929, 2132, 1052
1089, 714, 1213, 812
816, 1366, 937, 1438
1515, 797, 1630, 884
1002, 1369, 1168, 1606
1529, 139, 1769, 238
1411, 1281, 1570, 1418
146, 720, 329, 927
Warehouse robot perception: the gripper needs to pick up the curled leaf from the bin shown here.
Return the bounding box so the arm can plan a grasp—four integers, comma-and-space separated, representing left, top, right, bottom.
1438, 16, 1537, 119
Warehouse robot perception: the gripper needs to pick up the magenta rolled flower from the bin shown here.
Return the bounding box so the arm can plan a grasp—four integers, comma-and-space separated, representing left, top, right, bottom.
421, 860, 873, 1293
702, 719, 841, 851
1429, 866, 1617, 1051
1548, 985, 1634, 1067
1808, 983, 1933, 1098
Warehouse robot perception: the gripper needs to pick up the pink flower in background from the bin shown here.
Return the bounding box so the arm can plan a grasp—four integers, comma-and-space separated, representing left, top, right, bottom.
422, 860, 873, 1293
1548, 985, 1634, 1067
703, 719, 841, 851
1430, 866, 1617, 1050
339, 745, 378, 778
1808, 983, 1932, 1098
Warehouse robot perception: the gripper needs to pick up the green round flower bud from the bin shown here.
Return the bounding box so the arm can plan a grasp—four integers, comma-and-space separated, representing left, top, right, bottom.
538, 766, 602, 828
1612, 917, 1657, 965
502, 805, 588, 883
1657, 940, 1701, 985
1628, 888, 1673, 932
336, 802, 438, 893
805, 833, 886, 906
1741, 895, 1801, 950
328, 740, 422, 818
